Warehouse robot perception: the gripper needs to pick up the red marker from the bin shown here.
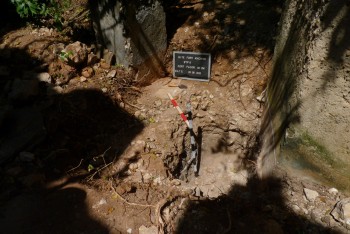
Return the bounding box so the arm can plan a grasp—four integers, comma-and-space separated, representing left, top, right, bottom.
167, 93, 190, 128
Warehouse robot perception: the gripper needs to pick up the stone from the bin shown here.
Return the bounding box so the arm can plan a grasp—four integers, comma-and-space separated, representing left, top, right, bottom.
154, 100, 162, 107
101, 88, 108, 93
107, 69, 117, 78
328, 188, 339, 196
63, 41, 88, 67
137, 158, 144, 168
129, 163, 138, 171
37, 72, 51, 83
194, 187, 202, 197
153, 176, 162, 185
321, 216, 331, 226
102, 49, 115, 66
9, 79, 39, 101
80, 76, 87, 82
331, 197, 350, 226
143, 173, 152, 183
171, 179, 181, 186
100, 60, 111, 70
81, 67, 94, 78
87, 53, 99, 66
291, 204, 301, 213
139, 225, 157, 234
303, 188, 319, 202
92, 198, 107, 209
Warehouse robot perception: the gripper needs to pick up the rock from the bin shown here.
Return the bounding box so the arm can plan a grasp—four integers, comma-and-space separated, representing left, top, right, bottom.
87, 53, 99, 66
194, 187, 202, 197
137, 158, 144, 168
102, 49, 115, 66
37, 72, 51, 83
291, 204, 301, 213
328, 188, 339, 196
68, 77, 80, 85
101, 87, 108, 93
22, 72, 51, 83
134, 110, 141, 118
63, 41, 88, 67
139, 225, 157, 234
50, 42, 65, 55
129, 163, 138, 171
107, 69, 116, 78
0, 106, 46, 164
171, 179, 181, 186
9, 79, 39, 101
200, 100, 210, 111
49, 61, 76, 85
81, 67, 94, 78
126, 228, 132, 234
153, 176, 162, 185
92, 198, 107, 209
321, 216, 331, 226
303, 188, 319, 202
100, 60, 111, 69
143, 173, 152, 183
80, 76, 87, 82
154, 100, 162, 107
331, 197, 350, 226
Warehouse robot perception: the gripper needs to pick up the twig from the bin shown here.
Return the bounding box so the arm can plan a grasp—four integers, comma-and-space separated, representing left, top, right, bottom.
114, 191, 155, 207
123, 100, 142, 110
66, 158, 83, 173
209, 34, 219, 51
110, 183, 155, 207
248, 48, 271, 80
86, 161, 113, 181
137, 69, 151, 83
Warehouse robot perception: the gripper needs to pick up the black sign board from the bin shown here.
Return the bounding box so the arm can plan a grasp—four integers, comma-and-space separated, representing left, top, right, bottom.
173, 51, 211, 81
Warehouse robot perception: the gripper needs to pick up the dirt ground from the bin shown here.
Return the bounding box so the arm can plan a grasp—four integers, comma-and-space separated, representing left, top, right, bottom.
0, 0, 349, 233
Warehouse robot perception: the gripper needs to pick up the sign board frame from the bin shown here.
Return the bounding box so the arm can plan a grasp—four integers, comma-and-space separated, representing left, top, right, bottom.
173, 51, 211, 82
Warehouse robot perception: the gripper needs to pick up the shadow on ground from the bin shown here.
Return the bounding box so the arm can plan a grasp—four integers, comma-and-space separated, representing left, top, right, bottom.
176, 174, 340, 234
0, 29, 143, 233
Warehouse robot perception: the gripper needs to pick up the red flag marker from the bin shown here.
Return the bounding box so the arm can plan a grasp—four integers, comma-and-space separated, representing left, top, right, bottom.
167, 93, 190, 128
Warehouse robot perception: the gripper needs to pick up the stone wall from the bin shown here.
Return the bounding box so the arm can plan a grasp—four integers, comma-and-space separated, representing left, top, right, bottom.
90, 0, 167, 85
258, 0, 350, 178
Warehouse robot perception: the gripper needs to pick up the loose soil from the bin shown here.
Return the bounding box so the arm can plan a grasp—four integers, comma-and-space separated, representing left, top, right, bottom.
0, 0, 349, 233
